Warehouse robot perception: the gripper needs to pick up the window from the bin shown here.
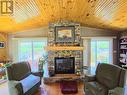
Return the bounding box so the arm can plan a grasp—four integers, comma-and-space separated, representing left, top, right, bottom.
90, 38, 113, 74
91, 39, 112, 66
83, 37, 113, 74
18, 38, 47, 72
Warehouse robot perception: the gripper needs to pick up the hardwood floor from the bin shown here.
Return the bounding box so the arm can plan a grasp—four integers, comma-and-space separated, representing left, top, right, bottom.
38, 82, 84, 95
0, 80, 126, 95
0, 80, 84, 95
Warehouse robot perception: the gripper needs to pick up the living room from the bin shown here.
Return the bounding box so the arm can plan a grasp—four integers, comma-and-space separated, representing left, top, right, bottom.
0, 0, 127, 95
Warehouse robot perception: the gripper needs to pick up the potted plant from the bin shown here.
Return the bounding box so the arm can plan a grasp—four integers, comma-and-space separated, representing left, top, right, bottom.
38, 54, 48, 77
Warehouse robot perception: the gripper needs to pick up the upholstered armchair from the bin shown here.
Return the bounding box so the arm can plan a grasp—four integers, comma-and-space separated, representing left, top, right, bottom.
6, 61, 41, 95
84, 63, 126, 95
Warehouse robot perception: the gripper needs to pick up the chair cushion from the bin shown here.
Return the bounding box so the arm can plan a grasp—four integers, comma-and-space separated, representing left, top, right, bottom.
20, 74, 40, 93
60, 80, 78, 94
96, 64, 121, 89
85, 81, 108, 95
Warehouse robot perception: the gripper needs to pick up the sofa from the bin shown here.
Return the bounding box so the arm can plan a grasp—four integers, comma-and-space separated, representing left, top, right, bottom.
6, 61, 41, 95
84, 63, 126, 95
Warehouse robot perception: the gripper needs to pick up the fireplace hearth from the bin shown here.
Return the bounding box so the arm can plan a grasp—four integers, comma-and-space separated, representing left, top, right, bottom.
55, 57, 75, 74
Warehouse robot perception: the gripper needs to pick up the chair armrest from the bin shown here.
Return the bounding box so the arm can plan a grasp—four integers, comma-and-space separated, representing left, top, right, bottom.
84, 75, 96, 82
15, 83, 23, 95
108, 87, 124, 95
8, 80, 22, 95
31, 72, 43, 77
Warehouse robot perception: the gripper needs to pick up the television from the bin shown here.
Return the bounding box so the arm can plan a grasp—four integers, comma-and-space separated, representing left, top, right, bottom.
55, 26, 75, 42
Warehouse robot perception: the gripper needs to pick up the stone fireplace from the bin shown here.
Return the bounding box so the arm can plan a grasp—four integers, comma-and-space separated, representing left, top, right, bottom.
45, 20, 84, 77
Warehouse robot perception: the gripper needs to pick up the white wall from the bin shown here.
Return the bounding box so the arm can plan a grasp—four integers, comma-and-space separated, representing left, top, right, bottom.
8, 27, 48, 62
81, 27, 118, 37
9, 26, 118, 38
9, 27, 48, 38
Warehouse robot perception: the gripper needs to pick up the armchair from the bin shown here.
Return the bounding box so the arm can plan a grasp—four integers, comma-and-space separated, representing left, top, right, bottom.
6, 61, 41, 95
84, 63, 126, 95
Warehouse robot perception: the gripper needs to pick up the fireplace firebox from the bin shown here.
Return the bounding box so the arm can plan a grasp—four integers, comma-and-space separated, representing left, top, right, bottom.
55, 57, 75, 74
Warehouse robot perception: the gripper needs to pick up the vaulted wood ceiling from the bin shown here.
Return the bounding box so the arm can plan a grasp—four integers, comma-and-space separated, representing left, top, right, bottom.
0, 0, 127, 33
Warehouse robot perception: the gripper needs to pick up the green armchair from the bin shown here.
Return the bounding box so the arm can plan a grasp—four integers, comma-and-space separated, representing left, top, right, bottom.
84, 63, 126, 95
6, 61, 41, 95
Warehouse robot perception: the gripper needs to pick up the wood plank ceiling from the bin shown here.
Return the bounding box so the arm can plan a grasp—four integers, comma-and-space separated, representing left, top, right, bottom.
0, 0, 127, 33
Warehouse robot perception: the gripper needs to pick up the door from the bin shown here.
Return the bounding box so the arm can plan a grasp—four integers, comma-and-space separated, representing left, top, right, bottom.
18, 39, 47, 72
90, 38, 113, 74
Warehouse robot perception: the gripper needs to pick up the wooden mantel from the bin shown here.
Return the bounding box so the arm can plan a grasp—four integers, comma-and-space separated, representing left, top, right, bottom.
44, 46, 84, 51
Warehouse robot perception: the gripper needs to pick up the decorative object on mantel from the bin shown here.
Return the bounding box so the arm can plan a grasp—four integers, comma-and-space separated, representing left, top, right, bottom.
44, 20, 83, 81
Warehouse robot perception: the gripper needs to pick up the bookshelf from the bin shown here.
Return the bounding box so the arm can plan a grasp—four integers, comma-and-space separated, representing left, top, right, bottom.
119, 36, 127, 67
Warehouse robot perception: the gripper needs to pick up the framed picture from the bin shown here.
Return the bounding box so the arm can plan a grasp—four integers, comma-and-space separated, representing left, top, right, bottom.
55, 26, 75, 42
0, 42, 5, 48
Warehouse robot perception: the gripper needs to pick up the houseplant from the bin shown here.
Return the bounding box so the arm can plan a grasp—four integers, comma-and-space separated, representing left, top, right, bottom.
38, 54, 48, 76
